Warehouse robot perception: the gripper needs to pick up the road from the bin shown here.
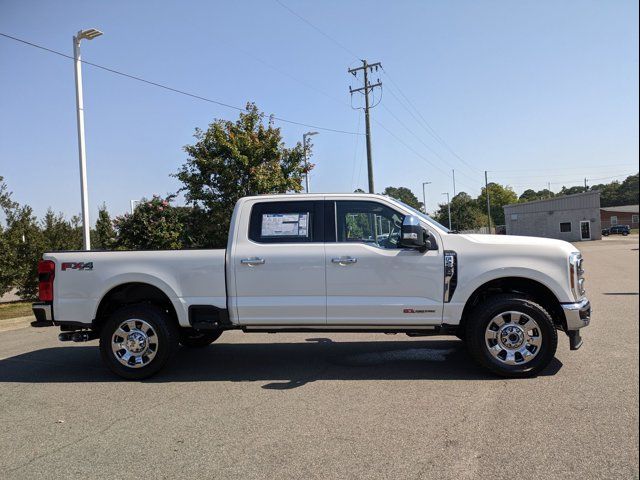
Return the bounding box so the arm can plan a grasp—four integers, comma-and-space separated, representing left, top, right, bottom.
1, 236, 638, 479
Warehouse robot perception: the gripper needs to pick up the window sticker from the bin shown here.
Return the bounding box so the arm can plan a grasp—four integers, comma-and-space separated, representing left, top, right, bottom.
261, 213, 309, 237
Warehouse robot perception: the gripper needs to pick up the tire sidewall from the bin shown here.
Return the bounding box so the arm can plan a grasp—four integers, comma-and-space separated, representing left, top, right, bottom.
99, 304, 178, 380
467, 297, 558, 377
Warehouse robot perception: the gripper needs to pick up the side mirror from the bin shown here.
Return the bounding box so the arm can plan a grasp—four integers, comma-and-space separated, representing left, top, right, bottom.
399, 215, 428, 250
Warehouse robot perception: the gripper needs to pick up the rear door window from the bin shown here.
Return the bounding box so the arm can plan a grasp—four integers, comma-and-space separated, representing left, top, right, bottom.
249, 201, 323, 243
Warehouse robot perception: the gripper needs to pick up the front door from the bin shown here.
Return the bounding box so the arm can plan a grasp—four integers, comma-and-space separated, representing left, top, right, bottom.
580, 220, 591, 240
232, 200, 326, 325
325, 200, 444, 325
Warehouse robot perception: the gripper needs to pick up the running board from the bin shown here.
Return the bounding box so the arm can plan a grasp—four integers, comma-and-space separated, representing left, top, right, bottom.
241, 325, 443, 335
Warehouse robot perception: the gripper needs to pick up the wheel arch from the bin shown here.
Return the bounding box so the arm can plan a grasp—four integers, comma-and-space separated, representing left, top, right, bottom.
93, 282, 181, 333
459, 276, 566, 334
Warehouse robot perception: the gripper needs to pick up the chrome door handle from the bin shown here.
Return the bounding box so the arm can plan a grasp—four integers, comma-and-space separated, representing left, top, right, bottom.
331, 256, 357, 264
241, 257, 265, 265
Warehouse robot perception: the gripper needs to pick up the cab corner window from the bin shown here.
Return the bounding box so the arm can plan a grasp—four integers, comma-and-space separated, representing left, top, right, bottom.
336, 201, 404, 249
249, 201, 320, 243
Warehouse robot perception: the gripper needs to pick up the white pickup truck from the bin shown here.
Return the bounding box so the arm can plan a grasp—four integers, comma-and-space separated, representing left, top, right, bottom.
32, 193, 590, 379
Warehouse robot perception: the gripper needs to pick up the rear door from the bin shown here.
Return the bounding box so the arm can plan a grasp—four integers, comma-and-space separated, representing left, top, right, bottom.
231, 200, 326, 325
324, 199, 444, 325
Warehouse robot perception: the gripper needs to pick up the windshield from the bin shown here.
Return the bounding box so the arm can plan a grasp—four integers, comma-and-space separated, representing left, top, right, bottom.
391, 199, 451, 233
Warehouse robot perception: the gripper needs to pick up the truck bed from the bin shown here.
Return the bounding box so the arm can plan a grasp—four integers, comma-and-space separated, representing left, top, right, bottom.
44, 249, 227, 327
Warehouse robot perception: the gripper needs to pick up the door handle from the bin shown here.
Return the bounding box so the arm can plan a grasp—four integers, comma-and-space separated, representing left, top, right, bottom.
331, 256, 357, 264
240, 257, 265, 265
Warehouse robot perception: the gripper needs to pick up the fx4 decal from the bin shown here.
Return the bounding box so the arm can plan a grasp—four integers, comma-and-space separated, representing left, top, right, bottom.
61, 262, 94, 271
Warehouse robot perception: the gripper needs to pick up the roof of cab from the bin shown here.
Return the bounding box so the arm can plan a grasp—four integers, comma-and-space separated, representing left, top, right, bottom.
240, 192, 387, 201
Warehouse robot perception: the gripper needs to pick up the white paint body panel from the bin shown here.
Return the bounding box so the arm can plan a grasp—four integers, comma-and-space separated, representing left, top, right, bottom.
45, 193, 579, 330
325, 243, 443, 325
45, 250, 226, 327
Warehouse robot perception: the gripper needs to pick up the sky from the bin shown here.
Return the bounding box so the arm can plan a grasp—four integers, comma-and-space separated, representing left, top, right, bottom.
1, 0, 638, 222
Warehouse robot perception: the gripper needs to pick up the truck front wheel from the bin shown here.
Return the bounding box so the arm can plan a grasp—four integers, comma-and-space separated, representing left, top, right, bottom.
178, 329, 222, 348
99, 304, 178, 380
465, 295, 558, 378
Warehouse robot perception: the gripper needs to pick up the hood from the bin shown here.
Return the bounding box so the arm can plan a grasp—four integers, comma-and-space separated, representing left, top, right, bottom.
456, 234, 578, 255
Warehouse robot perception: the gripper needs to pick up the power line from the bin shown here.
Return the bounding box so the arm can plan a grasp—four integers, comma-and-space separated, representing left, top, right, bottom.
488, 163, 638, 173
273, 0, 361, 61
0, 32, 362, 136
381, 67, 483, 175
272, 2, 486, 180
491, 170, 637, 181
502, 172, 636, 188
269, 3, 482, 190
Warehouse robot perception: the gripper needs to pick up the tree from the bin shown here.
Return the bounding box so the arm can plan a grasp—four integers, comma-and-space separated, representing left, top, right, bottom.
0, 175, 16, 212
433, 192, 485, 231
114, 195, 188, 250
2, 205, 44, 299
616, 173, 638, 206
41, 209, 82, 252
382, 186, 423, 211
477, 183, 518, 226
0, 176, 18, 296
559, 185, 587, 196
175, 103, 309, 248
93, 204, 116, 250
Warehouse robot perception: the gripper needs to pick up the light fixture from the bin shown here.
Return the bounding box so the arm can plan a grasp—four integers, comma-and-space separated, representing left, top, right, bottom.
77, 29, 103, 41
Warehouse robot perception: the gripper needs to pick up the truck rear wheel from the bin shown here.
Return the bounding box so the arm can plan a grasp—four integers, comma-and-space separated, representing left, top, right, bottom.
99, 303, 178, 380
178, 329, 222, 348
465, 294, 558, 378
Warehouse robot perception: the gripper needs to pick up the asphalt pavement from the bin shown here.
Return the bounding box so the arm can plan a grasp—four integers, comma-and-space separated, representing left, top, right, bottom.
1, 236, 638, 479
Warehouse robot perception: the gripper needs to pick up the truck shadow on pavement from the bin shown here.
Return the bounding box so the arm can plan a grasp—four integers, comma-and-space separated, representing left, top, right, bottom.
0, 337, 563, 388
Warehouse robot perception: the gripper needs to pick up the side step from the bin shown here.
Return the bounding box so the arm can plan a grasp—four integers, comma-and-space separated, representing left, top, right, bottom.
58, 331, 98, 342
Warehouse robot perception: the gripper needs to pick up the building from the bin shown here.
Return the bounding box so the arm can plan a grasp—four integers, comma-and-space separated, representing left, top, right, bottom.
600, 205, 639, 229
503, 191, 601, 242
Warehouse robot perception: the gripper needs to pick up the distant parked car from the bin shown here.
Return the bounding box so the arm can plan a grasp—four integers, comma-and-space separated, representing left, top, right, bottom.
602, 225, 630, 236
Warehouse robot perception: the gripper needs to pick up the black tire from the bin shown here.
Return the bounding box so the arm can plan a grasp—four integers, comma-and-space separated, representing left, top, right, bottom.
178, 329, 222, 348
464, 294, 558, 378
99, 303, 179, 380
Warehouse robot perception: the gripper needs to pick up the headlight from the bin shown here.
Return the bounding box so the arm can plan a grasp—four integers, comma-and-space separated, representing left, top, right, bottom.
569, 252, 586, 300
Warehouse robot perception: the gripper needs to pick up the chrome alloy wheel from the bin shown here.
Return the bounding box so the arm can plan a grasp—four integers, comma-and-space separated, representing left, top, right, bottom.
111, 319, 158, 368
484, 311, 542, 365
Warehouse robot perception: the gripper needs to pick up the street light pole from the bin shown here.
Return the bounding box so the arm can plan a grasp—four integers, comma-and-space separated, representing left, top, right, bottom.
73, 28, 102, 250
422, 181, 431, 214
302, 131, 318, 193
443, 192, 452, 230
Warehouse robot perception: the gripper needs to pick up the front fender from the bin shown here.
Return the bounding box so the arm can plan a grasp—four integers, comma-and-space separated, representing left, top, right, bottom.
455, 267, 571, 305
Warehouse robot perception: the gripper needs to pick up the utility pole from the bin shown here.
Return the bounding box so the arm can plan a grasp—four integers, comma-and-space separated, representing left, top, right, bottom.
452, 169, 456, 197
584, 178, 588, 190
422, 181, 432, 214
442, 192, 452, 230
73, 28, 102, 250
548, 182, 552, 198
485, 170, 492, 233
349, 60, 382, 194
302, 131, 318, 193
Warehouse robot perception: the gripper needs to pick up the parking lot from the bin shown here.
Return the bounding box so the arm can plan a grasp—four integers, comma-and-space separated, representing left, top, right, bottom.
0, 235, 638, 480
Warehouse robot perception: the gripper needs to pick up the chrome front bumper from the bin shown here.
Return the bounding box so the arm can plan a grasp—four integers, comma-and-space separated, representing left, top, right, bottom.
561, 298, 591, 350
562, 298, 591, 331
